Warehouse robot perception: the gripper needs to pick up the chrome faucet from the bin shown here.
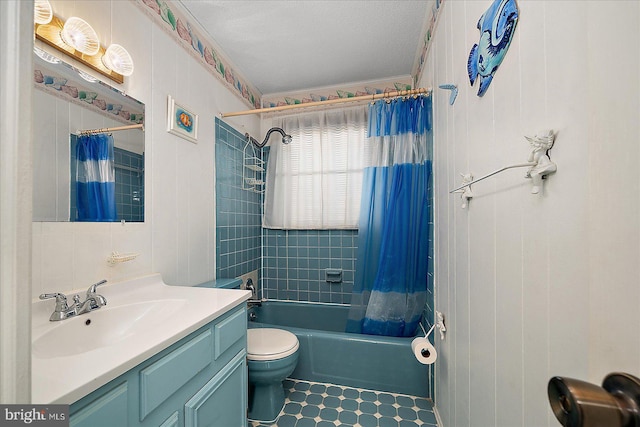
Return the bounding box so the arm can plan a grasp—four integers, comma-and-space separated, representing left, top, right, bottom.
38, 292, 77, 321
39, 279, 108, 321
77, 279, 108, 314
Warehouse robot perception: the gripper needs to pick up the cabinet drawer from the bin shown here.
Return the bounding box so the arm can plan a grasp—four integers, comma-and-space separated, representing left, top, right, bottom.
139, 329, 213, 420
214, 307, 246, 360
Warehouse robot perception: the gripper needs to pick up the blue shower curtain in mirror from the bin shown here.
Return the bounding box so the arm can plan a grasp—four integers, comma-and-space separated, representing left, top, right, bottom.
346, 95, 432, 337
75, 133, 117, 221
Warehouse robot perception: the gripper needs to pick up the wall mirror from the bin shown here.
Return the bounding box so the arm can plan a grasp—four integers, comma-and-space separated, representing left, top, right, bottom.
32, 47, 145, 222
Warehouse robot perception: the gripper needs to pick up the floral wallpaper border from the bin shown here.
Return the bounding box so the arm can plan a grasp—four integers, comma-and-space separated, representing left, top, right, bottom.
34, 61, 145, 126
413, 0, 446, 86
134, 0, 262, 109
261, 78, 413, 109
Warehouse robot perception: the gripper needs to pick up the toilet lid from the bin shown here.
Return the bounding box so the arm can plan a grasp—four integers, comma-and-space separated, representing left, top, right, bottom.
247, 328, 299, 361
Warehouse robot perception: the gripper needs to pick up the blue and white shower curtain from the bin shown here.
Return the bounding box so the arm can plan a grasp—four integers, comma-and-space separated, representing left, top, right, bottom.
346, 95, 432, 337
75, 133, 117, 221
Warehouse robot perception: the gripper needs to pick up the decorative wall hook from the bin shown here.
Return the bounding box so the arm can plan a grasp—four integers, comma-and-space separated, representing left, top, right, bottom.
524, 130, 557, 194
438, 84, 458, 105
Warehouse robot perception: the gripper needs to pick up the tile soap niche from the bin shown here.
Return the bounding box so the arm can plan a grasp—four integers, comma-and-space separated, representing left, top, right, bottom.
325, 268, 342, 283
242, 140, 264, 193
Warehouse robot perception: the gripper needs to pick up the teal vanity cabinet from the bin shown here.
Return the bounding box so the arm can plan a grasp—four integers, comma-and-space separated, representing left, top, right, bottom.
69, 304, 247, 427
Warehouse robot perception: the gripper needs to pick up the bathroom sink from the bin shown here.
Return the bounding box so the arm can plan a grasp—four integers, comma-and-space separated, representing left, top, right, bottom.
33, 298, 187, 359
32, 273, 251, 404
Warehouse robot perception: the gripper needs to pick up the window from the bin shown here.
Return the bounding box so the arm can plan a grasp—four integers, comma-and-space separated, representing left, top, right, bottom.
264, 106, 371, 229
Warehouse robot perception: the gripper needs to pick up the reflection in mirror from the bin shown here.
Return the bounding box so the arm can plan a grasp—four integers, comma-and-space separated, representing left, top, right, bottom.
32, 47, 145, 222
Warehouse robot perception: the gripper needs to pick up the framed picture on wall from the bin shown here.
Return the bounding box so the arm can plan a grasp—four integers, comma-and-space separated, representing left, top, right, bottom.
167, 95, 198, 143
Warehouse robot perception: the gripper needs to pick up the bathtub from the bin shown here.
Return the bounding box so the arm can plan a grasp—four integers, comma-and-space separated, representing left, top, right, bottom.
248, 301, 429, 397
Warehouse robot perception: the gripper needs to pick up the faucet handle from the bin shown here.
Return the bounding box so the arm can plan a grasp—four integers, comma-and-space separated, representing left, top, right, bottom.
39, 292, 69, 310
86, 279, 107, 296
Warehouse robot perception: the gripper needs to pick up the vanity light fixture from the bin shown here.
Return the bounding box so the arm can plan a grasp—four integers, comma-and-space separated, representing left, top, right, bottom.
34, 0, 53, 25
33, 7, 134, 84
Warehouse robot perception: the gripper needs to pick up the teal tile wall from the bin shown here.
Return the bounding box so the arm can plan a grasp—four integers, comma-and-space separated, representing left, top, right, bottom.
114, 147, 144, 222
262, 229, 357, 304
215, 118, 262, 279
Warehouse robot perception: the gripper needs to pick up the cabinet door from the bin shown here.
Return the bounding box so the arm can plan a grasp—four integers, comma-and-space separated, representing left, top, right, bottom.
185, 351, 247, 427
70, 382, 129, 427
139, 328, 213, 420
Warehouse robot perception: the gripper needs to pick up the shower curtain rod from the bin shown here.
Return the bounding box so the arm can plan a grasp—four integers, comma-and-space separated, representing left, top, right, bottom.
76, 123, 144, 135
221, 87, 432, 118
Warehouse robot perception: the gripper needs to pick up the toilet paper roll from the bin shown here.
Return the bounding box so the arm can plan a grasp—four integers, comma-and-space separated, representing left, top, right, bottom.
411, 337, 437, 365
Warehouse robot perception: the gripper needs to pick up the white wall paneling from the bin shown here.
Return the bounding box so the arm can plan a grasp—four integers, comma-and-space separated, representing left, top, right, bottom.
32, 0, 260, 297
420, 1, 640, 426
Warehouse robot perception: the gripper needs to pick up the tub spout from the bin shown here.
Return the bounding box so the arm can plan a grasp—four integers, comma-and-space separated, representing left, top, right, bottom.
246, 278, 257, 299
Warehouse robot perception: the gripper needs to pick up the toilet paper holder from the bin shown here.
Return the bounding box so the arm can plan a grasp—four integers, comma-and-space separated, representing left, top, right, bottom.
548, 372, 640, 427
417, 324, 437, 359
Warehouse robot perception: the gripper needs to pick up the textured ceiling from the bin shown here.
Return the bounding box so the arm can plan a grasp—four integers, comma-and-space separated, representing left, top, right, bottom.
178, 1, 429, 96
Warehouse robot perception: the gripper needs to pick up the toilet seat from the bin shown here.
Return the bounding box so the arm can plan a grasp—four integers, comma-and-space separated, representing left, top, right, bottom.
247, 328, 299, 361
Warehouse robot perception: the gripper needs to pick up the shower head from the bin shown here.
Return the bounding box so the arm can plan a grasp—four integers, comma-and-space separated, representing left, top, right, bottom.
245, 127, 292, 148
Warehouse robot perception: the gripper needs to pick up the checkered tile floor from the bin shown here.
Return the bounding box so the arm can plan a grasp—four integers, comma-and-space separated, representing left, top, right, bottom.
249, 378, 437, 427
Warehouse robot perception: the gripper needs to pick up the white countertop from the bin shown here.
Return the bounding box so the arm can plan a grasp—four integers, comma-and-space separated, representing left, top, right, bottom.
32, 273, 250, 404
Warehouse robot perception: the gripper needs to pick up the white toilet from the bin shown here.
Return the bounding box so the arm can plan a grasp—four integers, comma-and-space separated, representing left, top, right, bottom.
247, 328, 299, 423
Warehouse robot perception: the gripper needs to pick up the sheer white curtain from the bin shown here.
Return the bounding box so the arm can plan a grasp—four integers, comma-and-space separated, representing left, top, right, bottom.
264, 106, 370, 229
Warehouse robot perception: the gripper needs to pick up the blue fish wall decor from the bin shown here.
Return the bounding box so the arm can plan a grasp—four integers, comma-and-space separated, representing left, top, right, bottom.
467, 0, 519, 97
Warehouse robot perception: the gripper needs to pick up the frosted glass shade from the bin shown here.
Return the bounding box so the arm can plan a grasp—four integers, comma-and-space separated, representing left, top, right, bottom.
60, 17, 100, 55
34, 0, 53, 25
102, 44, 134, 76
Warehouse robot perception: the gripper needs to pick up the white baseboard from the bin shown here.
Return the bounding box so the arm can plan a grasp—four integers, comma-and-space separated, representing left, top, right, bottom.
433, 404, 444, 427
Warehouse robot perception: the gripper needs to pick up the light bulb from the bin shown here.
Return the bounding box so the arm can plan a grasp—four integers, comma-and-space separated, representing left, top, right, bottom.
60, 17, 100, 56
34, 0, 53, 25
102, 44, 134, 76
